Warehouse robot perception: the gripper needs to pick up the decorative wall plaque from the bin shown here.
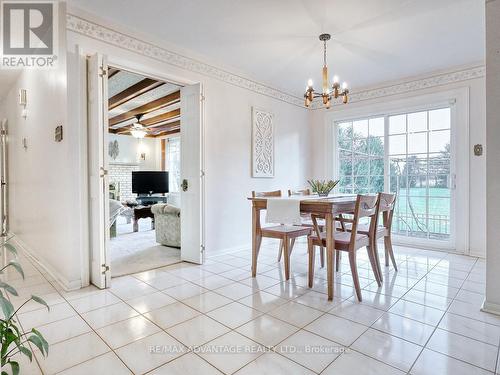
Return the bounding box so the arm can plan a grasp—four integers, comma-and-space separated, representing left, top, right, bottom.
252, 107, 274, 178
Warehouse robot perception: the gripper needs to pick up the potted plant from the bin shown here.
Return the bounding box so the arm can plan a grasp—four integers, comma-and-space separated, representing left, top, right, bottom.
1, 235, 49, 375
307, 179, 340, 197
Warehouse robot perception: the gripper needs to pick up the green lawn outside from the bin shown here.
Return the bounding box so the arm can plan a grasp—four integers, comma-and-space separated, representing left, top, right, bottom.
394, 187, 450, 237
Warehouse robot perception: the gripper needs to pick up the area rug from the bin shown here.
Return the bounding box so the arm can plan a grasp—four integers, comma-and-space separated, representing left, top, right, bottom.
109, 221, 181, 277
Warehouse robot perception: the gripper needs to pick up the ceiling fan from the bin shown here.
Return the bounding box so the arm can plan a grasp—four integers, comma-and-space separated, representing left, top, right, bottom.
130, 114, 148, 139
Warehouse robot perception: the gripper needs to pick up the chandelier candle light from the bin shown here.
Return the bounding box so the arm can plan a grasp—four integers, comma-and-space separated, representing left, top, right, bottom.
304, 34, 349, 109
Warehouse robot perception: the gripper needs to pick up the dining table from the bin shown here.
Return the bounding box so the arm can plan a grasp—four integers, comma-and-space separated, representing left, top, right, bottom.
248, 194, 358, 300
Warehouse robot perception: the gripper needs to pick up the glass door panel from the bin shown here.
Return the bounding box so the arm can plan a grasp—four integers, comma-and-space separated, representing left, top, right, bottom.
336, 107, 453, 247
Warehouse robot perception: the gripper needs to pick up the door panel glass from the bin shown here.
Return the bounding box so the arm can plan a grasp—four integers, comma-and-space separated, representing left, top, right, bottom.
389, 135, 406, 155
408, 132, 427, 154
389, 115, 406, 134
429, 130, 451, 153
408, 111, 427, 132
337, 107, 452, 245
429, 108, 451, 130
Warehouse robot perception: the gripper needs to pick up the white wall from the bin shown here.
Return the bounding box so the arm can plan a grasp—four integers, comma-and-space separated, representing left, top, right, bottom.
2, 3, 85, 289
108, 133, 160, 170
66, 18, 311, 277
310, 73, 486, 257
484, 0, 500, 314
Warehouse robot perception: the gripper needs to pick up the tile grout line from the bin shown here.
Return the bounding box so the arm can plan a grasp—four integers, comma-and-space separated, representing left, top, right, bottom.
405, 256, 486, 374
8, 243, 490, 375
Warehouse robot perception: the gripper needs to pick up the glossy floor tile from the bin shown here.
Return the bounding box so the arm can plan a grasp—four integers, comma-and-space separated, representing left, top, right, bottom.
7, 241, 499, 375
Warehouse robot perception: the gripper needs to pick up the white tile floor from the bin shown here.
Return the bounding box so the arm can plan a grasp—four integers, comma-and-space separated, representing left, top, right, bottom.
4, 238, 499, 374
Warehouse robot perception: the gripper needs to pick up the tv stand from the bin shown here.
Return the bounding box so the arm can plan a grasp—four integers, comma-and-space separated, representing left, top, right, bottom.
136, 195, 167, 206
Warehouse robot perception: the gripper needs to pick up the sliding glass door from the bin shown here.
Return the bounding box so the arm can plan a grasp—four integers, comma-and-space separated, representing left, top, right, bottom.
336, 107, 453, 248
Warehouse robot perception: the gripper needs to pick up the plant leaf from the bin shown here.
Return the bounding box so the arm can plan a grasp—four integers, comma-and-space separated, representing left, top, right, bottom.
19, 345, 33, 362
0, 282, 18, 297
8, 361, 20, 375
31, 328, 49, 355
28, 335, 47, 357
0, 295, 14, 319
2, 261, 24, 279
31, 295, 49, 312
3, 243, 17, 256
1, 328, 18, 359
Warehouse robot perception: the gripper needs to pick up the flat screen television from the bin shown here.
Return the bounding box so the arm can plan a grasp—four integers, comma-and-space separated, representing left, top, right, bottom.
132, 171, 169, 195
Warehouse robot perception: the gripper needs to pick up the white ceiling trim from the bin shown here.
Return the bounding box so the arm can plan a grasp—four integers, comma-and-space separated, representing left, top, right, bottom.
67, 14, 484, 111
310, 65, 485, 109
66, 14, 305, 107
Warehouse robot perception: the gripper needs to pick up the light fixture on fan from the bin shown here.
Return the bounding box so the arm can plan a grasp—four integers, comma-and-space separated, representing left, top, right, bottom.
304, 33, 349, 109
130, 114, 147, 139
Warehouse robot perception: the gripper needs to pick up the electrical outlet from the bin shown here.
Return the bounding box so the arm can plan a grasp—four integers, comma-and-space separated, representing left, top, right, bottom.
55, 125, 63, 142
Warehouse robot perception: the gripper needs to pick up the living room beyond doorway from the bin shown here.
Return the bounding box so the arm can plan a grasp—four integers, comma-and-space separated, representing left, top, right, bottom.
107, 66, 183, 276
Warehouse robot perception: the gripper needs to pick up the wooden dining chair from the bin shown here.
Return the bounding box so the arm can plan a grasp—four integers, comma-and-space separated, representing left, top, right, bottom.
252, 190, 311, 280
307, 194, 381, 301
287, 188, 311, 197
377, 192, 398, 272
287, 188, 326, 268
343, 192, 398, 283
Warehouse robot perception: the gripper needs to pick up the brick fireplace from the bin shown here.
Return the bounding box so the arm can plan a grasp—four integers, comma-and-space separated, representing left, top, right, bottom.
109, 163, 139, 201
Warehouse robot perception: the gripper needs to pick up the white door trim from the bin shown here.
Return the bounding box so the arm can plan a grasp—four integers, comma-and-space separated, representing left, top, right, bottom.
82, 54, 207, 286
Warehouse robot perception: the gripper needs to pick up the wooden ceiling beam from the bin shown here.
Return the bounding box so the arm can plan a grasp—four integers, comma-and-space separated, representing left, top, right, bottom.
108, 79, 163, 110
108, 90, 180, 126
147, 120, 180, 134
141, 108, 180, 127
147, 129, 180, 138
108, 67, 120, 79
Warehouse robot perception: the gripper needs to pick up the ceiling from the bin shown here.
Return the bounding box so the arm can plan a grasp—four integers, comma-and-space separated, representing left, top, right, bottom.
108, 68, 182, 137
71, 1, 485, 97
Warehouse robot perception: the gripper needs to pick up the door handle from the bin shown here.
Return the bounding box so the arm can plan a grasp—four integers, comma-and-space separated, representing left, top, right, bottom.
99, 167, 108, 177
181, 179, 188, 192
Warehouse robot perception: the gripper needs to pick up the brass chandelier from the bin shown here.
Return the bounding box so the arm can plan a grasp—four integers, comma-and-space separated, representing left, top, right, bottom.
304, 33, 349, 108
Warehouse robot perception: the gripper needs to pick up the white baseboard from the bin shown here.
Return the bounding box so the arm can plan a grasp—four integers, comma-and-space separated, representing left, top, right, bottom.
11, 234, 82, 291
481, 299, 500, 316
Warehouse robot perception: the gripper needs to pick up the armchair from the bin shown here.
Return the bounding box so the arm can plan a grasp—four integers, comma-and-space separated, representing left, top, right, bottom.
151, 203, 181, 248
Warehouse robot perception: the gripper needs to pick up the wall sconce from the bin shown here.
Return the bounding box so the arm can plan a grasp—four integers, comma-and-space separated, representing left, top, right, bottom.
140, 153, 146, 161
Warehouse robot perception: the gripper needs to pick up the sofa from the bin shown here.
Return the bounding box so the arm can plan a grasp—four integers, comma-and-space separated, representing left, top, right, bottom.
109, 199, 125, 238
151, 203, 181, 248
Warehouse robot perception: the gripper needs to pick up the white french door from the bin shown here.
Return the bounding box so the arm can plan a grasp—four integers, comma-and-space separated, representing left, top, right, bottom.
87, 53, 110, 288
180, 83, 204, 264
335, 107, 457, 250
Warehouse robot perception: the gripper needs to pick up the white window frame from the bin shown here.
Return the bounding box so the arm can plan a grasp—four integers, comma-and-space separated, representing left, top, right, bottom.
324, 88, 470, 253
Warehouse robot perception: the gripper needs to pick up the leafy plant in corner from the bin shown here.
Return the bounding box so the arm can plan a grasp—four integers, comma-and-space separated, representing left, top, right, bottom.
0, 236, 49, 375
308, 179, 340, 197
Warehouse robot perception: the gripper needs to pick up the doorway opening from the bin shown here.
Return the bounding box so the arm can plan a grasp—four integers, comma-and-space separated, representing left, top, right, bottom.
107, 67, 183, 277
87, 54, 205, 288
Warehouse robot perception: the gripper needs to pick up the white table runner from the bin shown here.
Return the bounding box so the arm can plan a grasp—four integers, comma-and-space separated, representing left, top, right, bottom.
265, 198, 301, 225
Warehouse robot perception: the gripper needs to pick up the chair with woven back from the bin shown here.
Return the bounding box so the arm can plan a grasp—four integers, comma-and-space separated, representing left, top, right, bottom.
251, 190, 311, 280
307, 194, 382, 301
